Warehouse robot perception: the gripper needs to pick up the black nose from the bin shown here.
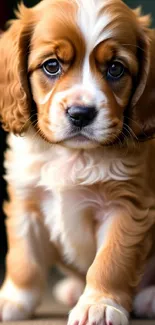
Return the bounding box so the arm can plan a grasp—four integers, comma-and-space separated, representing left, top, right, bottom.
67, 106, 97, 127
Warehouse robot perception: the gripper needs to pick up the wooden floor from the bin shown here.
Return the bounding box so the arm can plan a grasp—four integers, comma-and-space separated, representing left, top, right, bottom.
0, 271, 154, 325
2, 283, 152, 325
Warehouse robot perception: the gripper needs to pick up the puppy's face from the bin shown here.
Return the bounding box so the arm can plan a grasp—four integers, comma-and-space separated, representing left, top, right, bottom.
29, 0, 139, 148
1, 0, 155, 147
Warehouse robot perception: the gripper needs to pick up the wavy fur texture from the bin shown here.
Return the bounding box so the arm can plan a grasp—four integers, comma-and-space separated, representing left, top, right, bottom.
1, 0, 155, 323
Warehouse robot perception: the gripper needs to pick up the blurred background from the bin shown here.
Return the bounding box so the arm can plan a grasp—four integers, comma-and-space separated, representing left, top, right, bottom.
0, 0, 155, 267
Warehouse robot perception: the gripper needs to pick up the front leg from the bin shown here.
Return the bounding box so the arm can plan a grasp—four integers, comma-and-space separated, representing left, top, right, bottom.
0, 191, 57, 321
69, 210, 152, 325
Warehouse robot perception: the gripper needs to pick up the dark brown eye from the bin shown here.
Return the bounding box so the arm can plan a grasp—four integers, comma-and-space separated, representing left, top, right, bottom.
107, 61, 125, 80
42, 59, 61, 77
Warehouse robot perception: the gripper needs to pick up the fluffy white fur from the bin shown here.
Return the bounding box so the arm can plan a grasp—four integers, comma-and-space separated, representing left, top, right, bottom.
5, 131, 153, 274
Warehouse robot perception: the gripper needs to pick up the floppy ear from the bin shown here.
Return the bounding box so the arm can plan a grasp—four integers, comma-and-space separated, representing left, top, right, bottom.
129, 10, 155, 139
0, 5, 33, 134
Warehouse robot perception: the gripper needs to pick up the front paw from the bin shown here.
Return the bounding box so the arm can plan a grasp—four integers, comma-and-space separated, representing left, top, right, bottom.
0, 279, 40, 321
68, 300, 129, 325
0, 298, 31, 321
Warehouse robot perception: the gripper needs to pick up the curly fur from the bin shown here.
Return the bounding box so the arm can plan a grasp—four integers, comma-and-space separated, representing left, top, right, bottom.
1, 0, 155, 323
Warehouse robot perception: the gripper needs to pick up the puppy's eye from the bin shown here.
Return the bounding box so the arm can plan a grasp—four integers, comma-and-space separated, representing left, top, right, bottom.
42, 59, 61, 77
107, 61, 125, 80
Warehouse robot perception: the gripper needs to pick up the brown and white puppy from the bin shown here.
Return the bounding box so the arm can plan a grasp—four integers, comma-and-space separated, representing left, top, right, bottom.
1, 0, 155, 322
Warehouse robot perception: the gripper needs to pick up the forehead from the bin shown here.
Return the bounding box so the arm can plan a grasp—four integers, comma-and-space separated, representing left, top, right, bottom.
32, 0, 138, 54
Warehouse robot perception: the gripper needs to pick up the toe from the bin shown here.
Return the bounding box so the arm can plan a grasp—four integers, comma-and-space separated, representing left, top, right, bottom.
105, 306, 128, 325
88, 304, 106, 325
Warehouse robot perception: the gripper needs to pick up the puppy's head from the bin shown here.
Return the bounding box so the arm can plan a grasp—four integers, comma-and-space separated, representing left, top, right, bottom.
0, 0, 155, 149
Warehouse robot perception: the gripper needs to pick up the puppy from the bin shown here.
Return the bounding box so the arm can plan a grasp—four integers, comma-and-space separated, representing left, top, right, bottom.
0, 0, 155, 323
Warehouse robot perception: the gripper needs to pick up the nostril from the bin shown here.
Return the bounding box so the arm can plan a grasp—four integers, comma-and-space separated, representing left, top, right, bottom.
67, 106, 97, 127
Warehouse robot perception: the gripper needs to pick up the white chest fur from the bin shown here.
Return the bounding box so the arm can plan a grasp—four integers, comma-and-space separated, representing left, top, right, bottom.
5, 133, 145, 272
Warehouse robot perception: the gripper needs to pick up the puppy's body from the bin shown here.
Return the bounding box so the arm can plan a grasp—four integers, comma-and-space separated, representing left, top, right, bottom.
5, 131, 152, 270
2, 130, 155, 321
1, 0, 155, 323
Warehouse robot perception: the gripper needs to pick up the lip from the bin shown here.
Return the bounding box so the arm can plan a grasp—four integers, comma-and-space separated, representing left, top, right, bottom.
63, 134, 99, 149
66, 133, 98, 144
70, 135, 91, 142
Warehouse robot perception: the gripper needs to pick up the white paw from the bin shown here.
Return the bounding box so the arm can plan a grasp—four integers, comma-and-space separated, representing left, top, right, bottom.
0, 299, 31, 321
0, 278, 40, 321
53, 277, 85, 306
68, 302, 129, 325
134, 286, 155, 318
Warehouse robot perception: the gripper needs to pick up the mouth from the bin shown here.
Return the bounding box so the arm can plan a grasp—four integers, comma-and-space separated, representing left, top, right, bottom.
70, 135, 93, 142
63, 133, 99, 149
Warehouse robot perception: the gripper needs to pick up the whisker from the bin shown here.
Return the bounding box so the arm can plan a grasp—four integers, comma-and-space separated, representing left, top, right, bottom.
123, 123, 138, 141
124, 116, 143, 131
123, 116, 154, 143
123, 125, 137, 153
20, 113, 38, 133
